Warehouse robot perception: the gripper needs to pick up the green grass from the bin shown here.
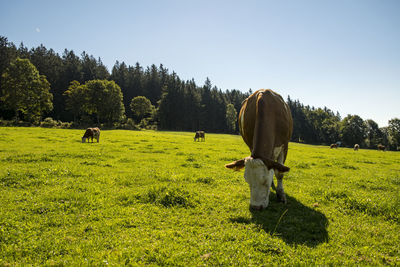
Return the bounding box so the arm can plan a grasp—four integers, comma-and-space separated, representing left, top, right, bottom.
0, 127, 399, 266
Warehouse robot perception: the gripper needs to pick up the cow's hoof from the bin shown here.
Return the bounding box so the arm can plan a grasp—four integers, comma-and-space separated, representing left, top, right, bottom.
276, 190, 287, 204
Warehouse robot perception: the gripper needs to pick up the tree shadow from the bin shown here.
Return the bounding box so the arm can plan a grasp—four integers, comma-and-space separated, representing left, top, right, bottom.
230, 192, 329, 247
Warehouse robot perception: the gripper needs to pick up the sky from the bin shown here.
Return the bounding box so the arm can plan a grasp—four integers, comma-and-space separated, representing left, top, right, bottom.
1, 0, 399, 127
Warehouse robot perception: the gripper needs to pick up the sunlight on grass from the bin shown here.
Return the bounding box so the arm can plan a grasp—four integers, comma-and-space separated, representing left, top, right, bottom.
0, 127, 399, 265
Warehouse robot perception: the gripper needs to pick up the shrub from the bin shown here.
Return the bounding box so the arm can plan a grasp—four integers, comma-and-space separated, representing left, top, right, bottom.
40, 117, 59, 128
116, 118, 140, 130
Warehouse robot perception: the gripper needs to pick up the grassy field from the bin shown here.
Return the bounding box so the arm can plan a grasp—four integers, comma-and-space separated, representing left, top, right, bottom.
0, 127, 399, 266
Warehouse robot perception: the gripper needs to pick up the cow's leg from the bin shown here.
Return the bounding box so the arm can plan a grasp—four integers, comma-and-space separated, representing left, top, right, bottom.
275, 171, 286, 203
275, 152, 287, 203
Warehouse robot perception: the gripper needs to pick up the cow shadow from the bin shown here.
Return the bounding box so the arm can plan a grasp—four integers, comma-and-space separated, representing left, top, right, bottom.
230, 193, 329, 247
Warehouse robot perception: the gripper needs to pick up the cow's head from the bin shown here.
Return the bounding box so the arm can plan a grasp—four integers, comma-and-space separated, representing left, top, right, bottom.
82, 137, 87, 143
226, 157, 275, 210
244, 157, 274, 210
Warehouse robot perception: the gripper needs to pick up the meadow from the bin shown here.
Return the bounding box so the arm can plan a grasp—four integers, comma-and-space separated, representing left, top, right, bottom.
0, 127, 399, 266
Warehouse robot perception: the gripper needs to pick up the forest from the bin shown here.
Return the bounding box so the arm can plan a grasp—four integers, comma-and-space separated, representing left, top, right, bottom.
0, 36, 399, 150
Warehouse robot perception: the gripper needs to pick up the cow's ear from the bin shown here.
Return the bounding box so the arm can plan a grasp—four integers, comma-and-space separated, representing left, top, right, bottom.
225, 158, 245, 171
274, 164, 290, 173
272, 162, 290, 173
262, 158, 290, 173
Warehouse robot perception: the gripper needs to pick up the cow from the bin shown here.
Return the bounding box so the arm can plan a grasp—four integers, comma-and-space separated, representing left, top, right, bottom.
194, 131, 205, 142
82, 127, 100, 143
377, 144, 385, 151
354, 144, 359, 151
330, 143, 338, 149
225, 89, 293, 210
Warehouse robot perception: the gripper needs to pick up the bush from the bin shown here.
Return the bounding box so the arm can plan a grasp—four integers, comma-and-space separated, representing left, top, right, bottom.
59, 121, 72, 129
115, 118, 140, 130
0, 120, 32, 127
40, 117, 59, 128
0, 120, 14, 127
39, 118, 72, 129
139, 118, 157, 130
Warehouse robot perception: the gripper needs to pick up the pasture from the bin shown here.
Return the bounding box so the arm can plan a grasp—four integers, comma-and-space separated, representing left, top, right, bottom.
0, 127, 399, 265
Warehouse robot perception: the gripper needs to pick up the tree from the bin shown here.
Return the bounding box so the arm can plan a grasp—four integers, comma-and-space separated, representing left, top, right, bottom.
143, 64, 161, 105
365, 119, 383, 148
1, 57, 52, 122
81, 52, 109, 81
182, 79, 201, 131
63, 80, 90, 122
226, 103, 237, 133
388, 118, 400, 150
0, 36, 18, 119
86, 80, 125, 124
321, 116, 340, 144
340, 115, 367, 147
0, 36, 17, 89
130, 96, 154, 123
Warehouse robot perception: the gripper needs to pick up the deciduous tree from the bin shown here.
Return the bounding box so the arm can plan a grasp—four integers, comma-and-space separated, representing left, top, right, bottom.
1, 57, 52, 123
340, 115, 367, 147
86, 80, 125, 124
388, 118, 400, 149
130, 96, 155, 123
63, 80, 90, 122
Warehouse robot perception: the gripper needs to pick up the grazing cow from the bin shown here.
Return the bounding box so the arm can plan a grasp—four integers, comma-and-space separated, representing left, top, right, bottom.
377, 144, 385, 151
330, 143, 338, 149
225, 89, 293, 210
354, 144, 359, 151
194, 131, 205, 142
82, 127, 100, 143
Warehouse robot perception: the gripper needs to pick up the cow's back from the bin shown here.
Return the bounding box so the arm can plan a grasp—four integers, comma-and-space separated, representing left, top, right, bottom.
83, 128, 94, 138
239, 89, 293, 161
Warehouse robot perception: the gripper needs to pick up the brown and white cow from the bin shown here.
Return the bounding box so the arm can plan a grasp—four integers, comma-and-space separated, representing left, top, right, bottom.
194, 131, 205, 142
225, 89, 293, 210
377, 144, 385, 151
330, 143, 338, 149
82, 127, 100, 143
354, 144, 359, 151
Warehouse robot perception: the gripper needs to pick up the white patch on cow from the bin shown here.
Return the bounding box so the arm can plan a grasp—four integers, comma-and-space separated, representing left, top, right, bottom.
244, 157, 274, 208
82, 137, 87, 143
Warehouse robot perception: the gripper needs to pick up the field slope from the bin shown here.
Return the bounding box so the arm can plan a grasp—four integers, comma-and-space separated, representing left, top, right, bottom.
0, 127, 399, 265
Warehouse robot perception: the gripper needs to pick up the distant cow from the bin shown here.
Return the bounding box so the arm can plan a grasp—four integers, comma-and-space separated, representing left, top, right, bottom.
82, 127, 100, 143
225, 89, 293, 210
194, 131, 205, 142
377, 144, 385, 151
330, 143, 338, 149
354, 144, 359, 151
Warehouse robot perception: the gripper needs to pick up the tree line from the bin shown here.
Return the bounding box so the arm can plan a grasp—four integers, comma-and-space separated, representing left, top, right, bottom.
0, 36, 399, 150
287, 98, 399, 150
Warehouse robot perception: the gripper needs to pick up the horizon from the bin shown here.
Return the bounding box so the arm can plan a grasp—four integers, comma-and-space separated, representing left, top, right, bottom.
1, 0, 399, 127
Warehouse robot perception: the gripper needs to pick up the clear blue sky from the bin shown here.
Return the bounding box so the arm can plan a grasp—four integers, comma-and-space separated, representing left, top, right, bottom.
1, 0, 399, 127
